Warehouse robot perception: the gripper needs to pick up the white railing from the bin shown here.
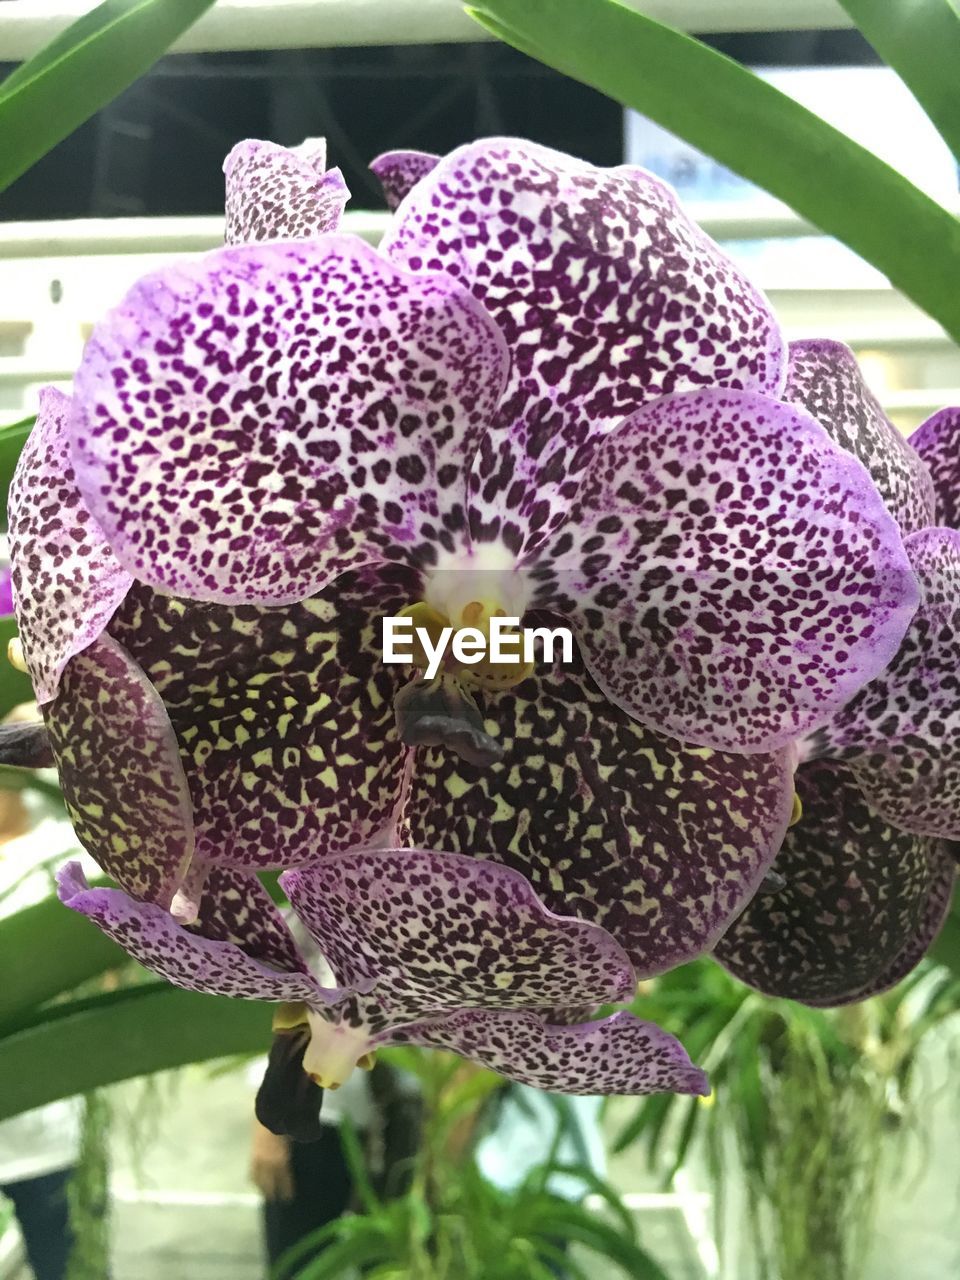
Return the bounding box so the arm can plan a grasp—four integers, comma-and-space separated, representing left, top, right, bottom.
0, 0, 853, 61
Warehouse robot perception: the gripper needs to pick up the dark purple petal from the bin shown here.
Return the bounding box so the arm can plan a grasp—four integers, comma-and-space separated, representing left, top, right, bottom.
8, 387, 132, 704
380, 138, 785, 551
282, 846, 636, 1018
72, 236, 509, 605
910, 406, 960, 529
713, 760, 952, 1004
369, 149, 440, 210
42, 636, 194, 909
382, 1009, 709, 1096
57, 862, 322, 1002
785, 340, 935, 534
534, 387, 919, 752
401, 650, 795, 976
223, 138, 349, 244
806, 528, 960, 837
107, 568, 411, 870
188, 865, 307, 973
805, 850, 955, 1006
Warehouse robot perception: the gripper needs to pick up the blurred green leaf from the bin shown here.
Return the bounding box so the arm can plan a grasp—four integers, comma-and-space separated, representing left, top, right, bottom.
0, 415, 33, 530
0, 884, 124, 1032
0, 869, 292, 1031
0, 617, 35, 717
838, 0, 960, 161
0, 983, 270, 1121
929, 884, 960, 975
467, 0, 960, 345
528, 1202, 672, 1279
0, 0, 217, 195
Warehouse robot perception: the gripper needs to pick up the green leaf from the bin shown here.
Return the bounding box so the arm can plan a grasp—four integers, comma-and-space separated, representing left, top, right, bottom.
0, 885, 124, 1033
0, 0, 218, 195
929, 885, 960, 976
528, 1202, 672, 1279
0, 617, 36, 718
838, 0, 960, 162
0, 983, 271, 1121
466, 0, 960, 346
0, 416, 33, 530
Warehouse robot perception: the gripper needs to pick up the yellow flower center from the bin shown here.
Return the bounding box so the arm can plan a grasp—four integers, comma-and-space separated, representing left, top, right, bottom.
396, 597, 534, 691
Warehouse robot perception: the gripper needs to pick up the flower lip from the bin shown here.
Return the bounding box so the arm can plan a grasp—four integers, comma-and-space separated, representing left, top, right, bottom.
255, 1015, 327, 1141
393, 674, 505, 766
302, 1009, 373, 1090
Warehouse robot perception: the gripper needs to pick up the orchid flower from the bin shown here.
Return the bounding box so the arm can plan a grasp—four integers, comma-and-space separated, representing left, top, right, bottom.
7, 141, 916, 972
713, 341, 957, 1002
787, 347, 960, 841
4, 139, 933, 1093
57, 848, 708, 1100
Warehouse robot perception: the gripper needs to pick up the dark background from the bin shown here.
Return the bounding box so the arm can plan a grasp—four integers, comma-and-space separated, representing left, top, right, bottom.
0, 29, 877, 220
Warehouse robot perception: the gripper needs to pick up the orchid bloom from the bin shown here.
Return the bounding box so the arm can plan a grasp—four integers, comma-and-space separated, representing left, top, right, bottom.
57, 848, 708, 1099
715, 341, 957, 1002
223, 137, 349, 246
3, 139, 928, 1092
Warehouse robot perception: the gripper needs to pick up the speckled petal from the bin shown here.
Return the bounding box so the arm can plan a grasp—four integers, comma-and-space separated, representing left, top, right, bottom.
713, 760, 951, 1004
369, 149, 440, 210
107, 568, 412, 870
910, 406, 960, 529
534, 387, 919, 752
401, 650, 795, 976
785, 340, 935, 534
72, 235, 509, 606
805, 528, 960, 837
804, 850, 955, 1006
282, 846, 637, 1017
57, 861, 321, 1002
380, 137, 785, 550
7, 387, 132, 704
42, 635, 194, 908
382, 1009, 709, 1096
223, 138, 349, 244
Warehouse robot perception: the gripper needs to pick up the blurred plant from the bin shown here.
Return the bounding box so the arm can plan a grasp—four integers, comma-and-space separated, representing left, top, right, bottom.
273, 1047, 672, 1280
617, 960, 960, 1280
64, 1092, 111, 1280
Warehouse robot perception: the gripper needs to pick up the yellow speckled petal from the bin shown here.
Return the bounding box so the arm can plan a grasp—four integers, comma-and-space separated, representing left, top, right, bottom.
105, 567, 413, 869
43, 635, 194, 908
401, 648, 794, 975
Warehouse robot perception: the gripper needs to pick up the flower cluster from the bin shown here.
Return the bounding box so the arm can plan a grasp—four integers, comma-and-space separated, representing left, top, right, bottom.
5, 136, 957, 1111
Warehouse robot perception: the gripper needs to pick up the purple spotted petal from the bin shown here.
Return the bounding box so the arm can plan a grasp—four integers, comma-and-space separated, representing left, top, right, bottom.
369, 149, 440, 211
0, 570, 13, 618
7, 387, 132, 704
401, 649, 795, 976
42, 635, 194, 908
57, 862, 322, 1003
533, 387, 919, 752
380, 137, 785, 549
713, 760, 951, 1004
382, 1009, 709, 1096
282, 847, 636, 1018
106, 569, 410, 870
223, 138, 349, 245
910, 406, 960, 529
805, 528, 960, 837
72, 235, 509, 606
785, 340, 935, 534
804, 849, 955, 1006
